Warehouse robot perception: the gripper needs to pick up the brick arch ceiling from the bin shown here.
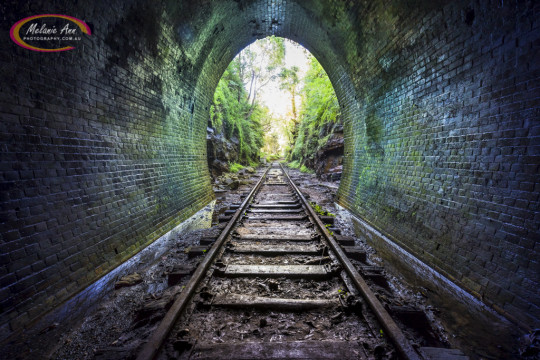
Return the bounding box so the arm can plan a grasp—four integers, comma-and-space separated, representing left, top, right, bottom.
192, 0, 357, 153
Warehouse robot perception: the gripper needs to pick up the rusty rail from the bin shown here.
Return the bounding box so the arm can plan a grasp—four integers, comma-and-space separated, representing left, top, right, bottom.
136, 166, 271, 360
279, 163, 421, 360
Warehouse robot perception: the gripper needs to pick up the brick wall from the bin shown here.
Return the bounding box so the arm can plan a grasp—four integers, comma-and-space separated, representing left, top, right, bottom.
0, 0, 216, 339
333, 1, 540, 328
1, 0, 538, 341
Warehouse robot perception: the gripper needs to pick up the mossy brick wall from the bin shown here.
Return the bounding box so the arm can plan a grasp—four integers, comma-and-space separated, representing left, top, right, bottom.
0, 0, 215, 339
333, 1, 540, 329
1, 0, 538, 340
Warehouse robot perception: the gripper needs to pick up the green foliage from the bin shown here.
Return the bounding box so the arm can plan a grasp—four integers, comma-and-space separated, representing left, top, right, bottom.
325, 223, 334, 236
300, 165, 314, 173
310, 202, 335, 217
287, 55, 340, 169
288, 160, 301, 169
279, 66, 300, 91
210, 36, 290, 166
211, 38, 340, 170
240, 36, 285, 86
311, 202, 325, 216
264, 153, 281, 161
211, 58, 265, 165
229, 162, 244, 173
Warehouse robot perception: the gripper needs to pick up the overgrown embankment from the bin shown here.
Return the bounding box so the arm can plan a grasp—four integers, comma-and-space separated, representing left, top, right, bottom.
207, 58, 266, 176
208, 37, 286, 177
288, 57, 343, 181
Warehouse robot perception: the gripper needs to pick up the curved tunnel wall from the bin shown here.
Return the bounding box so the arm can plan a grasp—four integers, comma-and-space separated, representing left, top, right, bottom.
0, 0, 538, 339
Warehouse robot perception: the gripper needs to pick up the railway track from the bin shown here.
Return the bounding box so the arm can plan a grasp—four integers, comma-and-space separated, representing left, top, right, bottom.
135, 164, 465, 360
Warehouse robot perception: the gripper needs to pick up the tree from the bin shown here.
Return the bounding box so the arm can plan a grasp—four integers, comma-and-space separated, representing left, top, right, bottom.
288, 55, 340, 164
239, 36, 285, 111
278, 65, 301, 151
210, 57, 265, 165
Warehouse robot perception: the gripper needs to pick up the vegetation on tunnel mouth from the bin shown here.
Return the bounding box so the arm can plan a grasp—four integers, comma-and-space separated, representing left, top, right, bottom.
207, 36, 343, 182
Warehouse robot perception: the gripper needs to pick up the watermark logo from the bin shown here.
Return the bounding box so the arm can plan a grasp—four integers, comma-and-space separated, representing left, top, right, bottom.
10, 14, 91, 52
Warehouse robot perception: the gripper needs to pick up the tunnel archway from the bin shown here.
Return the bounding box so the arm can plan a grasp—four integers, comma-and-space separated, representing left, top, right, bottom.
190, 2, 359, 187
206, 35, 345, 178
1, 0, 538, 340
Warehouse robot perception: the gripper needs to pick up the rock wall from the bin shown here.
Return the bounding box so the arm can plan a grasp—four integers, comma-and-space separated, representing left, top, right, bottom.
206, 127, 239, 177
311, 125, 344, 182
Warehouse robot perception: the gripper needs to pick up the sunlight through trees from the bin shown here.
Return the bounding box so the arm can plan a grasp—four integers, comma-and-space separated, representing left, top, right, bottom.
209, 36, 340, 172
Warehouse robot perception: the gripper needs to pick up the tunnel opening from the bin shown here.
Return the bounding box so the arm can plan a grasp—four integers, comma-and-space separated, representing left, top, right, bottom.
206, 36, 344, 184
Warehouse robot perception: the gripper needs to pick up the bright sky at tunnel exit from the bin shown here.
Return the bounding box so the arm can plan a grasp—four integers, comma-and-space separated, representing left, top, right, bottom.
232, 38, 311, 155
244, 38, 310, 117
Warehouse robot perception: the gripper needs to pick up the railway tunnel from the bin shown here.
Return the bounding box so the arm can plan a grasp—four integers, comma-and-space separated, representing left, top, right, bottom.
1, 0, 538, 353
